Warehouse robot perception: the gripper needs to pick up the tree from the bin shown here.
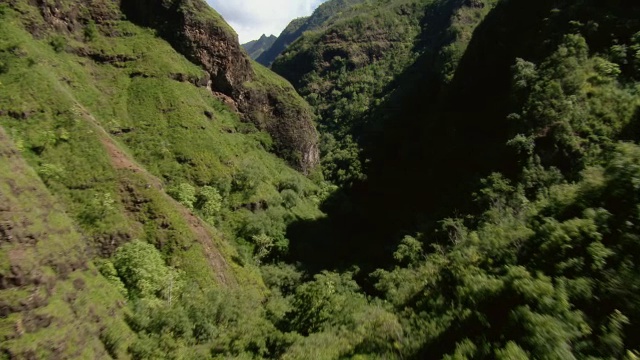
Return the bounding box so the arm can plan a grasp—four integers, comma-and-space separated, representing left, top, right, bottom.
196, 185, 223, 218
393, 235, 424, 266
113, 240, 174, 299
169, 183, 196, 209
252, 233, 274, 263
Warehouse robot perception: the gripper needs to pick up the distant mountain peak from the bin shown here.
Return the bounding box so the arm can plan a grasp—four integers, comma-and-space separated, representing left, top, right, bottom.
256, 0, 366, 67
242, 34, 278, 60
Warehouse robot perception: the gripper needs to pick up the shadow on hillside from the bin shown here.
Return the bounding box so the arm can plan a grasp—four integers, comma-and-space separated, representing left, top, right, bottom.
284, 0, 503, 276
621, 107, 640, 142
288, 0, 640, 356
284, 0, 563, 279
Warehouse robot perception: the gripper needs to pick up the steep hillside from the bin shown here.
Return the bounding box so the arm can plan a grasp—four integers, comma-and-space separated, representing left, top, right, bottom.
0, 127, 133, 359
275, 0, 640, 265
0, 0, 326, 357
4, 0, 640, 358
119, 0, 319, 172
242, 34, 277, 60
275, 0, 640, 357
273, 0, 494, 187
256, 0, 365, 67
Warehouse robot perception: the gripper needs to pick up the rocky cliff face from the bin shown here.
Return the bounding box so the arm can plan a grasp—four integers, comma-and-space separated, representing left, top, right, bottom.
120, 0, 252, 94
8, 0, 320, 176
116, 0, 319, 171
114, 0, 319, 172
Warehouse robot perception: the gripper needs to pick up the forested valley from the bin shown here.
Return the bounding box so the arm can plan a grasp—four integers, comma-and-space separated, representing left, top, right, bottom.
1, 0, 640, 359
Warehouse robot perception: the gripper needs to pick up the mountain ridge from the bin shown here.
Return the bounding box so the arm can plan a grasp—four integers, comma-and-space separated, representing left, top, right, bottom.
255, 0, 366, 67
242, 34, 277, 60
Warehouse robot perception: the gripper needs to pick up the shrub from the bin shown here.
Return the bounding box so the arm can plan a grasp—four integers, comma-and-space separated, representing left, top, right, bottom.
0, 59, 8, 74
260, 262, 303, 294
112, 240, 172, 299
278, 176, 303, 194
38, 163, 64, 184
196, 186, 222, 217
50, 36, 67, 53
84, 20, 98, 41
288, 271, 364, 334
392, 235, 424, 266
233, 162, 264, 194
79, 192, 116, 226
95, 259, 127, 296
252, 233, 274, 262
281, 189, 300, 209
168, 183, 196, 209
241, 207, 289, 245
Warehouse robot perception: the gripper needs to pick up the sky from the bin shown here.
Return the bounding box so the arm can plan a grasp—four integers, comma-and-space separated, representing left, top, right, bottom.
207, 0, 327, 43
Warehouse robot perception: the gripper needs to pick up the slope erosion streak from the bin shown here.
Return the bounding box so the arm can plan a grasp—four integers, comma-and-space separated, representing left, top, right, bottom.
67, 87, 234, 286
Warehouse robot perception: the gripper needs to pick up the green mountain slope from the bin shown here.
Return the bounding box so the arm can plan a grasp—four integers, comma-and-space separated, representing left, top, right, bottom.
256, 0, 366, 67
273, 0, 640, 256
0, 0, 327, 357
3, 0, 640, 359
256, 17, 308, 67
274, 0, 640, 357
0, 127, 134, 359
273, 0, 494, 187
243, 34, 277, 60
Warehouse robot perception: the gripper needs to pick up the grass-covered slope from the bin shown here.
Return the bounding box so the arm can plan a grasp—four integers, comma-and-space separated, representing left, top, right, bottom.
0, 127, 134, 359
0, 1, 326, 357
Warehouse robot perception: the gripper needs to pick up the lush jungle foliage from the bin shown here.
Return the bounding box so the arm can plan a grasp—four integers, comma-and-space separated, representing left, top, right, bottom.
2, 0, 640, 359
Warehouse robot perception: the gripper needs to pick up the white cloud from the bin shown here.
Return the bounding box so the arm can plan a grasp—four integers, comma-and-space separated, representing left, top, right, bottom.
207, 0, 327, 43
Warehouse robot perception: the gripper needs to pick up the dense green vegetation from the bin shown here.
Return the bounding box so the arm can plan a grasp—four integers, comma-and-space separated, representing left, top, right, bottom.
274, 0, 640, 357
242, 34, 277, 60
273, 0, 498, 187
0, 0, 325, 357
3, 0, 640, 358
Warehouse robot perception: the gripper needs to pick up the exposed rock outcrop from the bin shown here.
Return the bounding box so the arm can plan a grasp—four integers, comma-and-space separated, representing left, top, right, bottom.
119, 0, 319, 172
29, 0, 319, 171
